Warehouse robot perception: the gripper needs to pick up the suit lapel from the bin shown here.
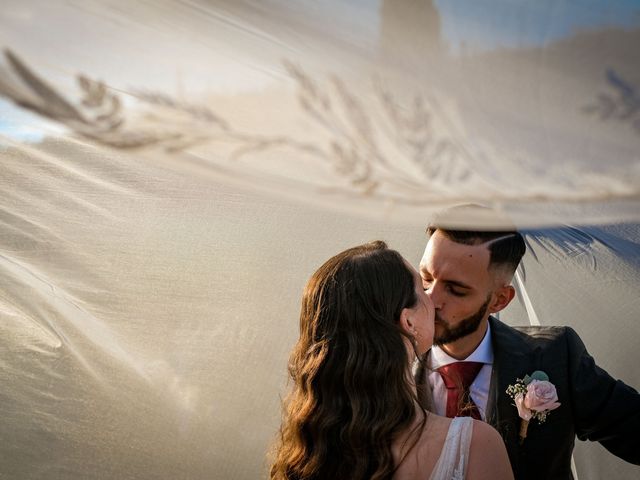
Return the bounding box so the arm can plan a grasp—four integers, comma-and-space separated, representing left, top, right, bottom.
487, 317, 537, 463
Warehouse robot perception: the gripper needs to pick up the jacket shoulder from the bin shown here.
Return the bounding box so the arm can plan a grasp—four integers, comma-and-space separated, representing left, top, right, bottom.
511, 324, 573, 341
491, 318, 583, 352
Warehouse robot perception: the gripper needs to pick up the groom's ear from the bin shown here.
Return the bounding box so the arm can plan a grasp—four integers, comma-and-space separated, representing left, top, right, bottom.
489, 285, 515, 314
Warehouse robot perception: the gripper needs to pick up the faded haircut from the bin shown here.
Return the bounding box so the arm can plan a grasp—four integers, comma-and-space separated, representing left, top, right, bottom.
426, 204, 526, 275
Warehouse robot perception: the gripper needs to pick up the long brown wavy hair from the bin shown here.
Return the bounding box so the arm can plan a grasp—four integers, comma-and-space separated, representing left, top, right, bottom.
270, 241, 427, 480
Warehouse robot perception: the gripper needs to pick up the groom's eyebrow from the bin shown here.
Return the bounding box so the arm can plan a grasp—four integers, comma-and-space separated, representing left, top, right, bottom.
419, 268, 472, 290
445, 279, 472, 290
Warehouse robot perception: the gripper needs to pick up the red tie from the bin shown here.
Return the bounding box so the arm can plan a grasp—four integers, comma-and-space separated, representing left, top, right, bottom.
437, 362, 484, 419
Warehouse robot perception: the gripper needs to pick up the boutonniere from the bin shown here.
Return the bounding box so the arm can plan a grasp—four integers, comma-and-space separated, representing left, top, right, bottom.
506, 370, 561, 445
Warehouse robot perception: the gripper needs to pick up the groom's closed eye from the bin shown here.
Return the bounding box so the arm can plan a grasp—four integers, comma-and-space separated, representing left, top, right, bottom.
422, 277, 470, 297
445, 284, 468, 297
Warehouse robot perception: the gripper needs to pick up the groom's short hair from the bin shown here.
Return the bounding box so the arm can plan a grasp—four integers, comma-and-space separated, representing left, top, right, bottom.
426, 204, 526, 275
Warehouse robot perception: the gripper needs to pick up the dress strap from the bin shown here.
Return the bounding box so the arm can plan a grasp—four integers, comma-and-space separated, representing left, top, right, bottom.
428, 417, 474, 480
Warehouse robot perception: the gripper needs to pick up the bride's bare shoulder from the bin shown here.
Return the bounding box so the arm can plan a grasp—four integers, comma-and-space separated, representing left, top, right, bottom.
392, 413, 452, 479
413, 414, 454, 467
467, 420, 514, 480
424, 412, 453, 435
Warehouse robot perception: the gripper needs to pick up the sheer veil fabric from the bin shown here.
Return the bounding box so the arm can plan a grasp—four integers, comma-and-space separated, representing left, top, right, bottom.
0, 1, 639, 479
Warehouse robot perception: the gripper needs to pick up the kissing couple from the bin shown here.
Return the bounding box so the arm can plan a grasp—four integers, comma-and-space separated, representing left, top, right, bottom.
271, 205, 640, 480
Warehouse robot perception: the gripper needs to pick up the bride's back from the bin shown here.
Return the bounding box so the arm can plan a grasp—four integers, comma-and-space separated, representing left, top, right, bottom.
393, 414, 514, 480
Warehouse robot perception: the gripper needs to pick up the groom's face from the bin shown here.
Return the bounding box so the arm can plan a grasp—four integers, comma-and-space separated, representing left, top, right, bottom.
419, 230, 497, 346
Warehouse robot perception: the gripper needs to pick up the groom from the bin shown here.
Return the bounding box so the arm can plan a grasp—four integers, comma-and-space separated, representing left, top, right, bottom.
415, 205, 640, 479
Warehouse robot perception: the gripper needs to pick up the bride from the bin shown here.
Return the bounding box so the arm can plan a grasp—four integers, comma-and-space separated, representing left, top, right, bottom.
270, 241, 513, 480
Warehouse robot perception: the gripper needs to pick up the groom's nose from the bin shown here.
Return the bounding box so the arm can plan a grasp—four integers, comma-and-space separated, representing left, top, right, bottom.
425, 284, 443, 310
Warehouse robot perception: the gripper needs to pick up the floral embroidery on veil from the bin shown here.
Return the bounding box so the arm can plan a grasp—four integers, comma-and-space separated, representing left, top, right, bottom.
1, 49, 638, 214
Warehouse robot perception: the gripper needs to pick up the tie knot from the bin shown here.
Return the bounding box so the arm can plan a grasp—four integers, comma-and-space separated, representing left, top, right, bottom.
437, 361, 484, 390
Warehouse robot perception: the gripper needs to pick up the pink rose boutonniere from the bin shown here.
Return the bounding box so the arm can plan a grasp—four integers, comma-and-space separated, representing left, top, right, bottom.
506, 370, 561, 444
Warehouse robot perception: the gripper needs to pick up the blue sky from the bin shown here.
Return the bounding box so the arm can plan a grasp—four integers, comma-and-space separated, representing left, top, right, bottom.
0, 99, 58, 144
435, 0, 640, 52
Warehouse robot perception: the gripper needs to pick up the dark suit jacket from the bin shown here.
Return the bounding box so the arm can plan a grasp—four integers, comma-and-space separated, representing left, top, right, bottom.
488, 317, 640, 479
421, 317, 640, 479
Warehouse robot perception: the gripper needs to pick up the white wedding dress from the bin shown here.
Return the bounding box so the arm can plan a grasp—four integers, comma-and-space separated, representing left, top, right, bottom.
429, 417, 474, 480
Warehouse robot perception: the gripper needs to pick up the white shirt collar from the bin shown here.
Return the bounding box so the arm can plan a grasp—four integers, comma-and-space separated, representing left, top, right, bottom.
428, 322, 494, 369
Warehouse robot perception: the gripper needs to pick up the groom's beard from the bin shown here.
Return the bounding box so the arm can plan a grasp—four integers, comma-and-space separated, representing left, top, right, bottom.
433, 295, 491, 346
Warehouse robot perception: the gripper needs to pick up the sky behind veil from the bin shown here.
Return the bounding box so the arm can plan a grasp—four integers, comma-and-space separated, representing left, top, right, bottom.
0, 1, 639, 479
1, 0, 639, 225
